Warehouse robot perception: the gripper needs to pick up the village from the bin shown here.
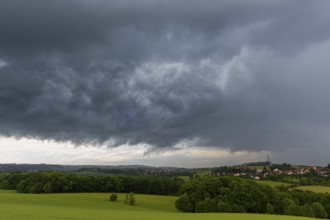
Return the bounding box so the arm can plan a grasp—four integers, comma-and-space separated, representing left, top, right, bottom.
211, 162, 330, 180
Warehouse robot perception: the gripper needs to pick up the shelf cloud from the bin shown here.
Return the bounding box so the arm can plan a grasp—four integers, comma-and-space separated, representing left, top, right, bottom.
1, 0, 330, 162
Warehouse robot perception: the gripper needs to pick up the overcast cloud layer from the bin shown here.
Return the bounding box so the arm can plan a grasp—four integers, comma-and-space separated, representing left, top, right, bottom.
1, 0, 330, 164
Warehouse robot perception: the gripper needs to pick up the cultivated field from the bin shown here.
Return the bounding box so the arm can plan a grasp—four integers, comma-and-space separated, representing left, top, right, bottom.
294, 186, 330, 194
0, 190, 320, 220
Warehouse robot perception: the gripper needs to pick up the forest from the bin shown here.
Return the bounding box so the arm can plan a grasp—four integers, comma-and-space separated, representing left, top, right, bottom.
175, 176, 330, 219
0, 172, 183, 195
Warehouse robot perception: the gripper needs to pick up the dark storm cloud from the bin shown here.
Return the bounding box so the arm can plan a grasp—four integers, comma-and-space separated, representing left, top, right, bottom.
1, 0, 330, 160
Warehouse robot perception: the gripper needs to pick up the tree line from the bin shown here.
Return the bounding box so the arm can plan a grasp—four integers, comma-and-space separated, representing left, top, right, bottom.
175, 176, 330, 219
264, 172, 330, 187
0, 172, 184, 195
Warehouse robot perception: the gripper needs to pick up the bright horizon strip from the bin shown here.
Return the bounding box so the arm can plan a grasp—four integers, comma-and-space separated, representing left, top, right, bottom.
0, 137, 269, 168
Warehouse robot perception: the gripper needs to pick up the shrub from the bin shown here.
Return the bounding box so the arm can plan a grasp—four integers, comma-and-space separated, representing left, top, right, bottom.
109, 193, 118, 202
175, 195, 194, 212
124, 192, 136, 205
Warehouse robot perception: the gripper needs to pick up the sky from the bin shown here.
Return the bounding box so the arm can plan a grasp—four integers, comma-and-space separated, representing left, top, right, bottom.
1, 0, 330, 167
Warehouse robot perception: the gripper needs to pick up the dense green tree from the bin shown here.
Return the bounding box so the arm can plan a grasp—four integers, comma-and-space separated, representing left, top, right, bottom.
33, 182, 44, 194
43, 182, 53, 194
194, 201, 205, 213
151, 179, 165, 195
16, 180, 27, 193
217, 202, 232, 212
300, 204, 314, 218
228, 181, 267, 213
114, 178, 124, 192
231, 204, 246, 213
311, 202, 328, 219
266, 203, 274, 214
283, 198, 302, 216
0, 180, 10, 189
323, 204, 330, 219
204, 198, 217, 212
175, 195, 194, 212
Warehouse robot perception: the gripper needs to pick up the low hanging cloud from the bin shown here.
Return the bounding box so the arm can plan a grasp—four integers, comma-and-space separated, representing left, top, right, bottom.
1, 0, 330, 159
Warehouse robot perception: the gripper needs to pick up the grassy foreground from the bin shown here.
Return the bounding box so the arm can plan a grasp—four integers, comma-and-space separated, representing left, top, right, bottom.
0, 190, 320, 220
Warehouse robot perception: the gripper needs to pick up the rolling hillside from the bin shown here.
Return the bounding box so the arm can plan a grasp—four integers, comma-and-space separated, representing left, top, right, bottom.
0, 190, 321, 220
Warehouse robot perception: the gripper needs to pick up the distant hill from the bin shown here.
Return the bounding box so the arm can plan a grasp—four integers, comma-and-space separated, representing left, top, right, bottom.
242, 161, 271, 167
0, 163, 194, 176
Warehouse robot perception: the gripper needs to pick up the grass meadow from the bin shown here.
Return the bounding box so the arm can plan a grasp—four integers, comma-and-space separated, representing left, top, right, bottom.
0, 190, 321, 220
258, 180, 292, 188
293, 185, 330, 194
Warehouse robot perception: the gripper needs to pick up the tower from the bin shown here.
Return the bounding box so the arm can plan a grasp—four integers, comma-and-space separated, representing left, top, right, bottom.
267, 154, 271, 165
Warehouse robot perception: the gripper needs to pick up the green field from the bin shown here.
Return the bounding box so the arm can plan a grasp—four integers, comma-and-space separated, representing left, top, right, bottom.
0, 190, 320, 220
178, 176, 191, 182
294, 185, 330, 194
258, 180, 292, 188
